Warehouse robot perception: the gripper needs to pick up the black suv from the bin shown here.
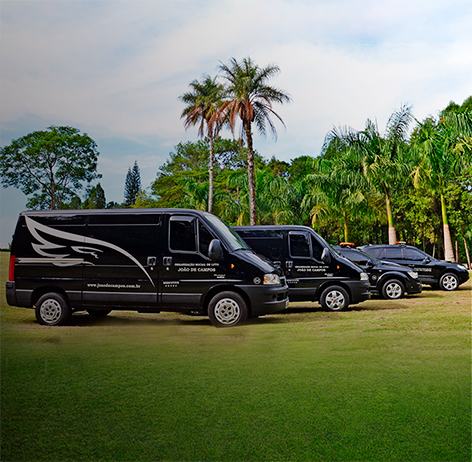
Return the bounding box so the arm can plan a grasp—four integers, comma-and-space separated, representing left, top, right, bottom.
334, 244, 422, 299
359, 244, 469, 291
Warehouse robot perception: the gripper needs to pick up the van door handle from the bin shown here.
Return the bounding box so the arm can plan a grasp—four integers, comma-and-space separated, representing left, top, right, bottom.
286, 260, 293, 269
163, 257, 173, 266
147, 256, 157, 267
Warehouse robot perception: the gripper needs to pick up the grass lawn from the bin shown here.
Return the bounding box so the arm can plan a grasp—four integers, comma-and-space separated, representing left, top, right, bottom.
1, 251, 471, 461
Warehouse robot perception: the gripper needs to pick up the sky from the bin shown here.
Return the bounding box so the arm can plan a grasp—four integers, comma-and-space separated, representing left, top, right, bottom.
1, 0, 471, 246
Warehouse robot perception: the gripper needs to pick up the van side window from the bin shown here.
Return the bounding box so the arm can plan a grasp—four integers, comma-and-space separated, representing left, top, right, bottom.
169, 218, 196, 252
311, 236, 324, 261
198, 221, 214, 256
289, 233, 311, 258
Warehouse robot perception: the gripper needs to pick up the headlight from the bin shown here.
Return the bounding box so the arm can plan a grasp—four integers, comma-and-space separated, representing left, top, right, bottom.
456, 264, 467, 271
408, 271, 419, 279
360, 272, 369, 281
263, 274, 281, 285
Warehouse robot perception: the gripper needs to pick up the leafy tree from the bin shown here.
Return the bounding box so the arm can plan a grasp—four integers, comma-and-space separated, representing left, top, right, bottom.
82, 183, 106, 209
0, 125, 101, 209
124, 161, 141, 206
179, 75, 226, 213
218, 57, 291, 225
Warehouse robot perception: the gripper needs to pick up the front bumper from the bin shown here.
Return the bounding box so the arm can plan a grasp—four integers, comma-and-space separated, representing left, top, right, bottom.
343, 280, 371, 305
238, 283, 289, 316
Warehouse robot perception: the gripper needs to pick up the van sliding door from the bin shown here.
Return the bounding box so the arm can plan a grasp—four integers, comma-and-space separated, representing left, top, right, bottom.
83, 213, 161, 308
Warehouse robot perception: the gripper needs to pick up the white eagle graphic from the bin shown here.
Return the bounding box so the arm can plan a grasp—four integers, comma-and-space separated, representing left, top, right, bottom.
25, 216, 155, 287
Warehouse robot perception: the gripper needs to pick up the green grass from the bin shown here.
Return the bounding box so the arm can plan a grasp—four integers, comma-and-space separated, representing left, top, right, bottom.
1, 252, 471, 461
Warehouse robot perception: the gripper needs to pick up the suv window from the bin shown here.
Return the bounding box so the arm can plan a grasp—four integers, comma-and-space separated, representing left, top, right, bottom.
403, 248, 425, 261
365, 248, 384, 259
384, 247, 403, 259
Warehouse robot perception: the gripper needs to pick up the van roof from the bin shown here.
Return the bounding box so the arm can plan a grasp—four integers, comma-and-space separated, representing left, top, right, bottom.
19, 208, 210, 217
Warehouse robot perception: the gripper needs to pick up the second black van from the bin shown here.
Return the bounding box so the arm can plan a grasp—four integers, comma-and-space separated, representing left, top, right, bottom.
233, 226, 371, 311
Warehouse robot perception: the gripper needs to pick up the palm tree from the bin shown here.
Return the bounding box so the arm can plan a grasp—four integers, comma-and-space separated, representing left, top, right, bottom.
217, 57, 291, 225
179, 75, 225, 213
303, 152, 368, 243
411, 112, 472, 261
355, 106, 413, 244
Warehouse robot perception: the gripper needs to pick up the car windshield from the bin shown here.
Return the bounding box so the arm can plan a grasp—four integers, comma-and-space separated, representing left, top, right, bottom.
356, 249, 381, 264
204, 213, 248, 252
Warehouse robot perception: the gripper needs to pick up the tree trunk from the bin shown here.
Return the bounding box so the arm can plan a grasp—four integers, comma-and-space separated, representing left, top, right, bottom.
441, 193, 454, 261
245, 125, 257, 226
208, 133, 214, 214
463, 237, 471, 269
455, 240, 459, 264
386, 196, 397, 245
344, 217, 348, 243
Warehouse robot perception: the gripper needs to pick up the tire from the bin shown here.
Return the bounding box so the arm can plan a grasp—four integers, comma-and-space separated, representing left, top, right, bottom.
320, 286, 349, 312
87, 309, 111, 317
35, 293, 72, 326
208, 291, 248, 327
381, 279, 405, 300
439, 272, 459, 291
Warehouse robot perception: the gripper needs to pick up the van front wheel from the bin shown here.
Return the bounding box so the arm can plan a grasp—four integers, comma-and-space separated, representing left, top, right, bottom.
208, 292, 248, 327
36, 293, 72, 326
320, 286, 349, 311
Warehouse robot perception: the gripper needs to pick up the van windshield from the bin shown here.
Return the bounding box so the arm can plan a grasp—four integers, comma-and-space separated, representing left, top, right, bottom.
204, 214, 249, 251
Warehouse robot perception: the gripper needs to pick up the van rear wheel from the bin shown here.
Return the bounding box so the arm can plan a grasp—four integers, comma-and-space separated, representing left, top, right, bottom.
208, 292, 248, 327
36, 293, 72, 326
320, 286, 349, 311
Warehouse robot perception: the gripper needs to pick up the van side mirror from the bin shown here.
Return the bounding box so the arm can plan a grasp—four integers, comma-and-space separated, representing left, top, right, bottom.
321, 248, 331, 264
424, 257, 431, 264
208, 239, 223, 261
367, 259, 375, 267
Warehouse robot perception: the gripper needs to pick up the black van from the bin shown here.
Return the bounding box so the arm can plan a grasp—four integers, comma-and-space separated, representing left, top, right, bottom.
233, 226, 371, 311
333, 244, 422, 299
6, 209, 289, 327
359, 243, 470, 291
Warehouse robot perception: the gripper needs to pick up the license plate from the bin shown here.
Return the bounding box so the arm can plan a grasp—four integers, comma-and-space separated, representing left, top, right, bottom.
285, 299, 290, 309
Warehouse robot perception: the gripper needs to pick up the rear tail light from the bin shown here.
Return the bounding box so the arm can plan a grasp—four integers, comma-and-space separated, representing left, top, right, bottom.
9, 255, 15, 281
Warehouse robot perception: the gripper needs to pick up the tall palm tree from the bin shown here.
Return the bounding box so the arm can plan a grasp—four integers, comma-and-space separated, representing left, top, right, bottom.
355, 106, 413, 244
179, 75, 225, 213
411, 112, 472, 261
217, 57, 291, 225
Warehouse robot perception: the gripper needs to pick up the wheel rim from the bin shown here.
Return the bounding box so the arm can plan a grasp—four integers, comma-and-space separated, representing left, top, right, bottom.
442, 275, 458, 290
385, 282, 402, 299
325, 290, 345, 310
213, 298, 241, 325
40, 299, 62, 324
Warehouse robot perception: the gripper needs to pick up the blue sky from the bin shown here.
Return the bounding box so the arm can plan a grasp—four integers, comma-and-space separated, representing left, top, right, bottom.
1, 0, 471, 246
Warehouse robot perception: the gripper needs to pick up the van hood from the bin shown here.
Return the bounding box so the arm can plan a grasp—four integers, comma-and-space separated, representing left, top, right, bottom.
232, 249, 279, 274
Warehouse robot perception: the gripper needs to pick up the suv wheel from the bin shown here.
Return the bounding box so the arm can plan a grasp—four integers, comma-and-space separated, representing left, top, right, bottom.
439, 273, 459, 291
381, 279, 405, 300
